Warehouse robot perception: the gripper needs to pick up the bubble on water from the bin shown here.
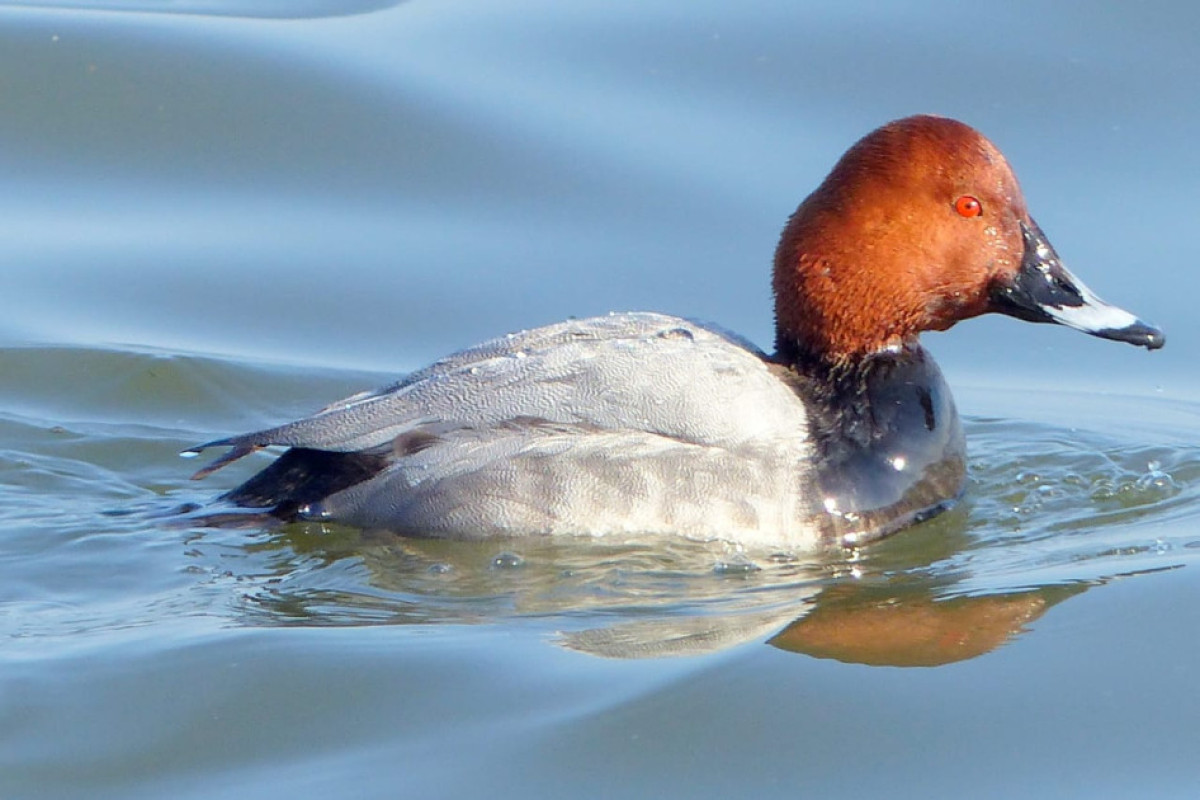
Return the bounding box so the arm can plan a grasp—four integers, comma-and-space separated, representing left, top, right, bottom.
1063, 472, 1086, 488
1134, 469, 1179, 494
1088, 460, 1180, 507
427, 563, 453, 575
713, 556, 761, 576
490, 552, 524, 569
1090, 478, 1118, 501
1012, 501, 1038, 515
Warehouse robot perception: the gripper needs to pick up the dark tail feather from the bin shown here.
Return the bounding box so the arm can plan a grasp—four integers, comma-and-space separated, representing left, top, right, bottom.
221, 448, 389, 521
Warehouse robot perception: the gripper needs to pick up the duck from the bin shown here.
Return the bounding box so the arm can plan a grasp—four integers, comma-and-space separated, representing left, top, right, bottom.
187, 115, 1163, 549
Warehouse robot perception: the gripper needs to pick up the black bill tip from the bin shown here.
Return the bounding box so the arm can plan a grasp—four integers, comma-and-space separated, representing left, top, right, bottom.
991, 219, 1166, 353
1092, 320, 1165, 351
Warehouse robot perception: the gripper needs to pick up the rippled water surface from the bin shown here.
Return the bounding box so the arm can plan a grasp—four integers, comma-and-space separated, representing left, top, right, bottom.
3, 1, 1199, 798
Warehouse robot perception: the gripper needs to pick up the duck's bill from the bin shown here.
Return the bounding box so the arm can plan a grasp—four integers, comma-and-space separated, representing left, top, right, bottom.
989, 219, 1164, 350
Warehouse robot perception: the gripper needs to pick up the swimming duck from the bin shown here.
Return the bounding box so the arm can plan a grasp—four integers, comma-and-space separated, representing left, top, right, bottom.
188, 115, 1163, 548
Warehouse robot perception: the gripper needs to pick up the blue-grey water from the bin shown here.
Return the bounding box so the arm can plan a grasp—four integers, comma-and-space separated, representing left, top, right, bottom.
2, 1, 1199, 798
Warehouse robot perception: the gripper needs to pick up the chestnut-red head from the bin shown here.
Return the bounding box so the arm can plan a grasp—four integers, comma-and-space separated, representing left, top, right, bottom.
773, 115, 1162, 364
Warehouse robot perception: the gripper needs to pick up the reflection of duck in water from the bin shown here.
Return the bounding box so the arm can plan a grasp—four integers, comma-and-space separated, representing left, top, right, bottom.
189, 116, 1161, 549
767, 583, 1084, 667
557, 580, 1083, 665
278, 531, 1083, 666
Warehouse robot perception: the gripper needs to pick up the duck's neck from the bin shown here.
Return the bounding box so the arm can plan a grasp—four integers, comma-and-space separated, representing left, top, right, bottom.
773, 339, 967, 548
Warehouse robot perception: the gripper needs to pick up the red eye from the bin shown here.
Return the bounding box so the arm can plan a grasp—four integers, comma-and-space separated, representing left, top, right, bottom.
954, 195, 982, 218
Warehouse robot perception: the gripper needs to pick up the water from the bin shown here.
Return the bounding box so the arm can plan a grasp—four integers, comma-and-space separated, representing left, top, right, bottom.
2, 1, 1199, 797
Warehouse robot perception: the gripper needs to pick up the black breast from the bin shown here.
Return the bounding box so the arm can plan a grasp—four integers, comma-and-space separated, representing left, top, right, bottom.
786, 345, 967, 546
